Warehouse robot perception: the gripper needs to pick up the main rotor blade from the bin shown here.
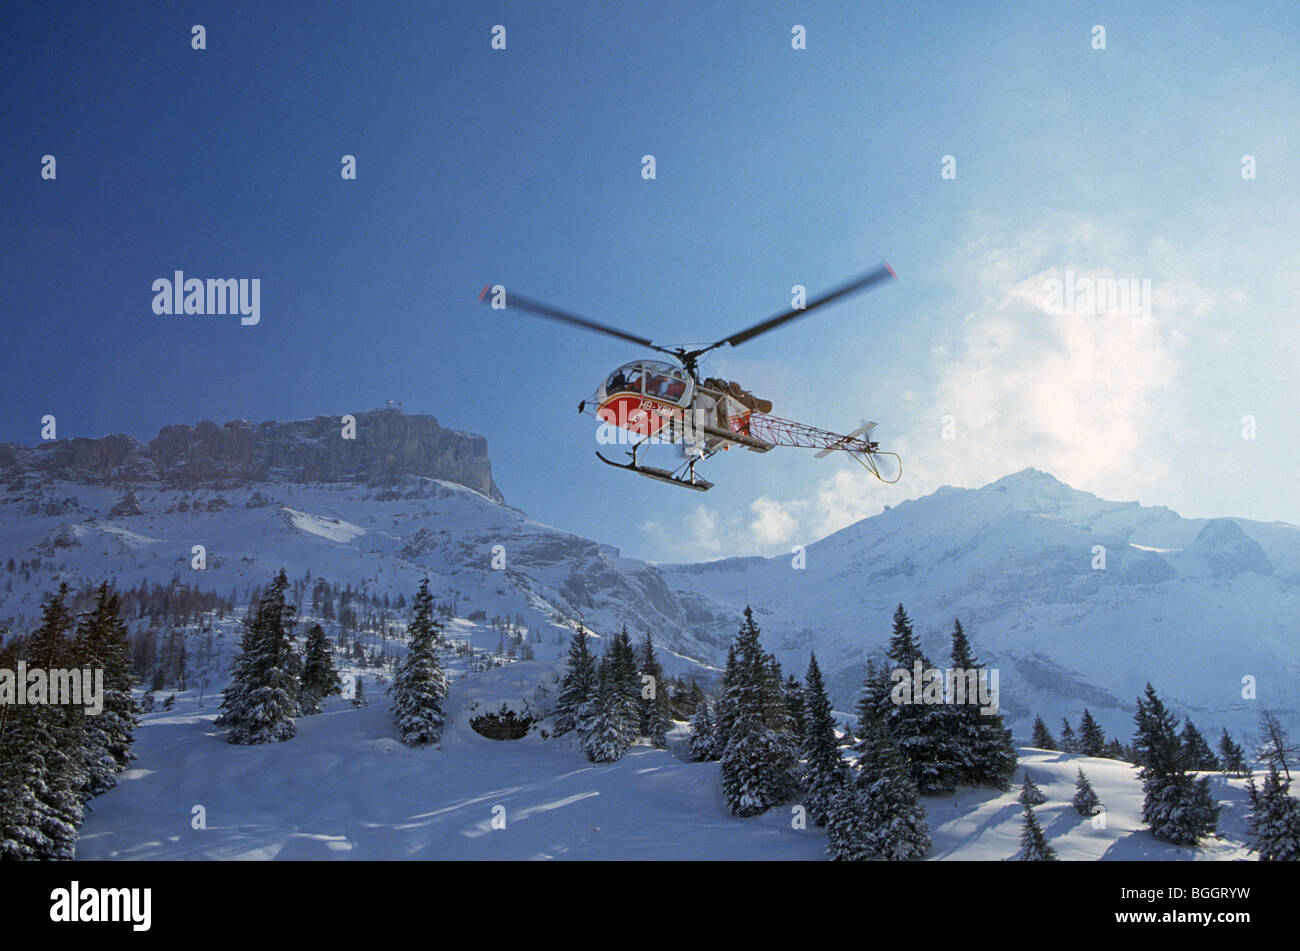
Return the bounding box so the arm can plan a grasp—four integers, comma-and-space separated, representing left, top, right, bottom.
478, 284, 656, 348
709, 263, 896, 350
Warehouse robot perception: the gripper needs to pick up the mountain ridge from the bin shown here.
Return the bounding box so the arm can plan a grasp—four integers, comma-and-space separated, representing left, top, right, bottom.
1, 411, 1295, 742
0, 409, 503, 502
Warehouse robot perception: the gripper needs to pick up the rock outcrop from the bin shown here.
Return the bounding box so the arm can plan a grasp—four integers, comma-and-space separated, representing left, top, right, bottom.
0, 409, 504, 502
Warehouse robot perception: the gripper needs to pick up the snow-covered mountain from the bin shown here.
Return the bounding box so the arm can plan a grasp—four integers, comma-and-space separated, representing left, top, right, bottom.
0, 409, 710, 672
2, 410, 1296, 742
660, 468, 1300, 740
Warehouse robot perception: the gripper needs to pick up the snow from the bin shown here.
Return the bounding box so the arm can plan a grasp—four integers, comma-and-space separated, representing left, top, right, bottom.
282, 508, 367, 544
76, 663, 1262, 861
3, 466, 1296, 746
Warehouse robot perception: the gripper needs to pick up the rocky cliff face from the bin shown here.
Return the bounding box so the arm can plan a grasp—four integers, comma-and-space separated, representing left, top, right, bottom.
0, 409, 504, 501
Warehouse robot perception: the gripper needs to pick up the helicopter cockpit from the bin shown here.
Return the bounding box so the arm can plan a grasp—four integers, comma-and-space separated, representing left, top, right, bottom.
598, 360, 693, 407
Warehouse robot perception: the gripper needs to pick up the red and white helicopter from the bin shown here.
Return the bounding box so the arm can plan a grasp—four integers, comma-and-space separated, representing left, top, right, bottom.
478, 264, 902, 492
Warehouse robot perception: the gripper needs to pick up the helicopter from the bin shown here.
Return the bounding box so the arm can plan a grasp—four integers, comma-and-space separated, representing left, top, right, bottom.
477, 263, 902, 492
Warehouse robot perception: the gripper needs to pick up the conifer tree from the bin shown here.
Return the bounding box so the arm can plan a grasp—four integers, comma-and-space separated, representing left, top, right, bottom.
1132, 683, 1219, 844
217, 569, 301, 744
715, 643, 738, 750
554, 625, 597, 735
140, 688, 156, 713
1218, 729, 1248, 777
946, 618, 1017, 789
688, 698, 720, 761
1016, 801, 1058, 860
783, 674, 808, 743
580, 655, 636, 763
1072, 768, 1101, 816
388, 577, 448, 746
824, 783, 876, 861
74, 583, 138, 796
0, 587, 87, 859
801, 653, 846, 826
879, 604, 961, 793
1018, 772, 1047, 806
637, 631, 672, 748
1031, 715, 1057, 750
1246, 764, 1300, 861
351, 677, 368, 708
1101, 738, 1127, 760
1180, 720, 1220, 771
1257, 710, 1296, 782
1078, 709, 1106, 757
720, 608, 796, 816
1059, 718, 1079, 753
299, 622, 342, 715
830, 697, 929, 860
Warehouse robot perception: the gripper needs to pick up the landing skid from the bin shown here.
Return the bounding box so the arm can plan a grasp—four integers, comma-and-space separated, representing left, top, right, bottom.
595, 447, 714, 492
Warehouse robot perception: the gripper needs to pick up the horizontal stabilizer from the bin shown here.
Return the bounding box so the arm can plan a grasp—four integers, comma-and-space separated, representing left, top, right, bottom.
814, 421, 876, 458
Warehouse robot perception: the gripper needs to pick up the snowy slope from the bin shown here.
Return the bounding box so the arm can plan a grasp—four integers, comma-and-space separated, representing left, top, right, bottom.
0, 476, 711, 677
660, 469, 1300, 741
3, 413, 1296, 746
75, 664, 1259, 861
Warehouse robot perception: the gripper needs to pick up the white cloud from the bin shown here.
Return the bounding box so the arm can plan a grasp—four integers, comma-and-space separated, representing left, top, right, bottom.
686, 215, 1224, 555
748, 495, 801, 546
642, 504, 724, 557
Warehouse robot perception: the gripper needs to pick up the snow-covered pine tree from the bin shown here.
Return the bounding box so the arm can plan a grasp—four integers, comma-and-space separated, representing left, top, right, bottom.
1018, 771, 1047, 806
0, 586, 87, 859
73, 583, 138, 797
947, 618, 1017, 789
840, 697, 930, 860
606, 626, 642, 736
1015, 802, 1058, 860
554, 624, 597, 735
299, 622, 342, 715
1101, 738, 1127, 760
1180, 720, 1219, 771
388, 577, 449, 746
720, 607, 796, 816
1072, 768, 1101, 816
784, 673, 808, 743
1257, 710, 1296, 782
762, 654, 800, 795
1060, 718, 1079, 753
880, 604, 960, 794
351, 677, 368, 708
637, 631, 672, 748
579, 657, 636, 763
1218, 729, 1248, 777
801, 653, 847, 826
1078, 708, 1106, 757
1132, 683, 1219, 844
217, 569, 301, 744
688, 697, 720, 761
823, 782, 875, 861
140, 689, 156, 713
715, 643, 738, 750
1246, 764, 1300, 861
1031, 715, 1057, 750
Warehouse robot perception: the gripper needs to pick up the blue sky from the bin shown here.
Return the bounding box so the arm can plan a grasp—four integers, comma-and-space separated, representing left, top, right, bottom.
3, 1, 1297, 562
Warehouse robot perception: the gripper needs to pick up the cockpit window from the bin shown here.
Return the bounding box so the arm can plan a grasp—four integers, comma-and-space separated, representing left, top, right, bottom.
600, 361, 692, 406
